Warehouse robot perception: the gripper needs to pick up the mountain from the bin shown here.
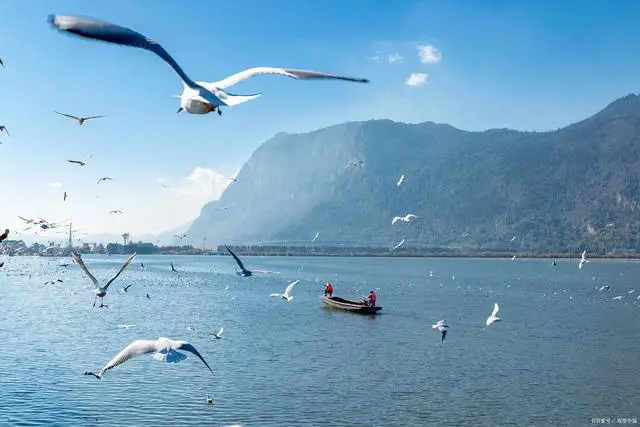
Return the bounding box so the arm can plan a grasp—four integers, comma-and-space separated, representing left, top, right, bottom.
188, 94, 640, 253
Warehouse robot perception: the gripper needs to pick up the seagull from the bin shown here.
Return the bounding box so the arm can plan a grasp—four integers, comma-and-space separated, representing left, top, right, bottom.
160, 183, 170, 189
396, 174, 405, 187
43, 279, 64, 285
227, 177, 238, 183
63, 191, 67, 201
67, 154, 94, 166
485, 303, 501, 327
0, 58, 4, 67
118, 324, 134, 329
54, 111, 106, 125
216, 203, 235, 211
612, 296, 623, 301
312, 232, 319, 243
84, 337, 213, 380
392, 239, 405, 251
0, 229, 8, 242
578, 250, 588, 270
72, 251, 136, 307
344, 160, 365, 169
97, 177, 113, 184
109, 210, 123, 215
174, 233, 187, 239
212, 327, 224, 339
49, 15, 369, 116
207, 395, 213, 405
170, 262, 178, 273
0, 126, 9, 137
146, 293, 151, 300
392, 214, 418, 225
510, 236, 517, 242
225, 246, 252, 277
511, 255, 517, 261
598, 285, 610, 291
121, 284, 133, 292
431, 320, 449, 343
270, 280, 300, 302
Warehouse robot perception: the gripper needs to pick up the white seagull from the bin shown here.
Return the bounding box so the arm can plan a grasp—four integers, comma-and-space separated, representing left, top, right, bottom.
270, 280, 300, 302
344, 160, 365, 169
431, 320, 449, 343
392, 239, 406, 251
578, 250, 588, 270
84, 337, 213, 379
312, 232, 319, 243
212, 327, 224, 339
485, 302, 501, 327
72, 252, 136, 307
49, 15, 369, 116
55, 111, 105, 125
396, 174, 405, 187
392, 214, 418, 225
67, 154, 94, 166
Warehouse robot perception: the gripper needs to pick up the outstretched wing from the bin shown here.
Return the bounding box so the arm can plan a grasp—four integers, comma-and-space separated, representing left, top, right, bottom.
71, 252, 100, 287
55, 111, 80, 121
283, 280, 300, 298
225, 246, 246, 271
49, 15, 199, 89
208, 67, 370, 90
67, 160, 83, 165
0, 229, 8, 242
98, 339, 159, 375
104, 252, 137, 289
178, 343, 213, 373
491, 302, 499, 318
84, 115, 106, 121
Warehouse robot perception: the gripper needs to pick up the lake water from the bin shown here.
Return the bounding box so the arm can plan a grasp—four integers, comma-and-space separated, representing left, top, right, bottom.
0, 255, 638, 426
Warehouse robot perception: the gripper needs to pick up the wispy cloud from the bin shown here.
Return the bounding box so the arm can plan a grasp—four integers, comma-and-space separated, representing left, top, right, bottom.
46, 182, 63, 188
388, 53, 405, 65
406, 73, 428, 87
174, 167, 230, 200
417, 45, 442, 64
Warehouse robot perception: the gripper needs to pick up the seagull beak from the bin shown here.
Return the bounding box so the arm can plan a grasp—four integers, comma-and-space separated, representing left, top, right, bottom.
176, 107, 183, 114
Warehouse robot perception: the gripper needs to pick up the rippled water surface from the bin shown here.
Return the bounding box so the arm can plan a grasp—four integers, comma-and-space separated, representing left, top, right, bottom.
1, 255, 639, 426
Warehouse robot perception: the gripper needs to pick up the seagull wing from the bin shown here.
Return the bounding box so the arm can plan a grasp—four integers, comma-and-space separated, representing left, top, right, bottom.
283, 280, 300, 298
67, 160, 83, 165
71, 252, 100, 287
0, 229, 8, 242
49, 15, 200, 89
177, 342, 213, 373
392, 217, 401, 225
214, 327, 223, 338
55, 111, 80, 120
84, 115, 106, 121
206, 66, 370, 90
104, 252, 137, 289
83, 154, 95, 163
225, 246, 247, 271
491, 302, 500, 318
97, 339, 159, 376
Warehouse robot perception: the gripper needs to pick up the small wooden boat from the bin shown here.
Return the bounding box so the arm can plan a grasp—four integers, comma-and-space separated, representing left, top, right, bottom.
320, 295, 382, 314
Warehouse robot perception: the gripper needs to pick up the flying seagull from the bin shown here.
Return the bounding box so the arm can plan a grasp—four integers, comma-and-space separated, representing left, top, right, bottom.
67, 154, 94, 166
396, 174, 405, 187
227, 177, 238, 183
0, 229, 9, 242
97, 177, 113, 184
578, 250, 588, 270
0, 126, 9, 137
344, 160, 365, 169
392, 214, 418, 225
212, 327, 224, 339
392, 239, 406, 251
121, 284, 133, 293
0, 58, 4, 67
109, 210, 123, 215
63, 191, 67, 201
225, 246, 252, 277
55, 111, 105, 125
170, 262, 177, 273
270, 280, 300, 302
84, 337, 213, 379
49, 15, 370, 116
312, 232, 319, 243
431, 320, 449, 343
485, 302, 501, 327
72, 251, 136, 307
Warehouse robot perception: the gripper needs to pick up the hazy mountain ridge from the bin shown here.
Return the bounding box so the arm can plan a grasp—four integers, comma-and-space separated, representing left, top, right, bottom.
188, 94, 640, 253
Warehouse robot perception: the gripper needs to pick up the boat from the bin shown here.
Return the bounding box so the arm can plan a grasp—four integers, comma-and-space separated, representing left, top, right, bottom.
320, 295, 382, 314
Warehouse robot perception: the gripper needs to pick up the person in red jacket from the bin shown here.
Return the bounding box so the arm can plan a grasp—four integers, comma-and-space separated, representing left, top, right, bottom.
368, 290, 377, 307
324, 282, 334, 297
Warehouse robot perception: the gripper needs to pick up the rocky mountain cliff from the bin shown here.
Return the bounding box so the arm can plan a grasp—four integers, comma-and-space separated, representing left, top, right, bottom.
188, 94, 640, 252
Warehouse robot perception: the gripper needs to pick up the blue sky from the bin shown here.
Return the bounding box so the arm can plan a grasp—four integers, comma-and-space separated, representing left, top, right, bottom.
1, 0, 640, 241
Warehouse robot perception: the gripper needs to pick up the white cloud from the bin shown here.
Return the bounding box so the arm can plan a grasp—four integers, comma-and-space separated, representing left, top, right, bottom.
417, 45, 442, 64
406, 73, 428, 87
174, 167, 230, 200
46, 181, 63, 188
388, 53, 404, 65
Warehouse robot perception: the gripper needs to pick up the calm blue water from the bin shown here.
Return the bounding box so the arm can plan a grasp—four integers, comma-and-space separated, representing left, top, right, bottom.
0, 255, 638, 426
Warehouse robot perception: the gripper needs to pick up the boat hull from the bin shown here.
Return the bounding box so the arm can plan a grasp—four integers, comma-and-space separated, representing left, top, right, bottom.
320, 295, 382, 314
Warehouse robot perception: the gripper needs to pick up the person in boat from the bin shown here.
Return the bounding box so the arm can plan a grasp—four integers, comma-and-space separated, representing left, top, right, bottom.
368, 290, 377, 307
324, 282, 334, 297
